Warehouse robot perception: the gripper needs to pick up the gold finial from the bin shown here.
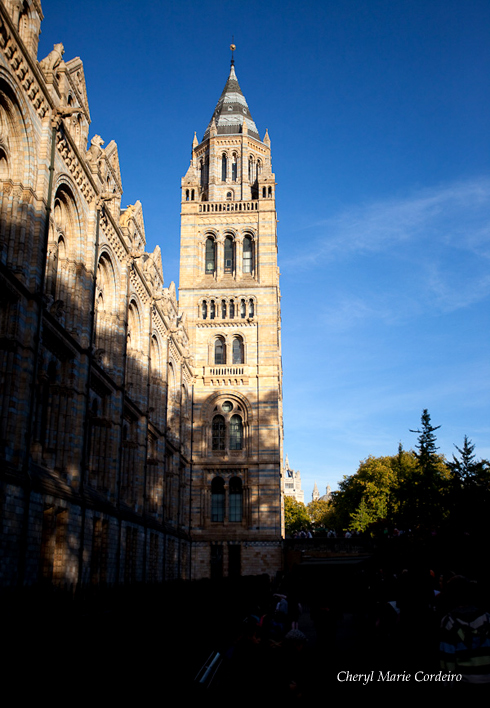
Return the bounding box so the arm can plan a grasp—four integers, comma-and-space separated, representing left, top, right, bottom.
230, 39, 236, 66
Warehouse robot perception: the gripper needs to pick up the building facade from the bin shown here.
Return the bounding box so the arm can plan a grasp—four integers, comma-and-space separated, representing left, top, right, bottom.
284, 454, 304, 504
0, 2, 284, 587
180, 60, 284, 580
0, 0, 192, 587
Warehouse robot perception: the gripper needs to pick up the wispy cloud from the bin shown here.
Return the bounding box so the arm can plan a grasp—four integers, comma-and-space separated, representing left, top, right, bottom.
283, 177, 490, 322
283, 176, 490, 267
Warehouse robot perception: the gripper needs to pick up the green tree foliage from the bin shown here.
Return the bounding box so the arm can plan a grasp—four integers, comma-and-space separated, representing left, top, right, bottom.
284, 495, 311, 536
307, 498, 334, 528
333, 449, 417, 533
326, 410, 487, 534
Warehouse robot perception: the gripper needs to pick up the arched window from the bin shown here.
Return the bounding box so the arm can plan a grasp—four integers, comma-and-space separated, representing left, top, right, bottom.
229, 415, 243, 450
205, 237, 216, 274
202, 300, 207, 319
249, 299, 254, 318
243, 236, 253, 274
0, 146, 8, 179
209, 300, 215, 320
229, 477, 243, 522
240, 299, 246, 318
212, 416, 226, 451
231, 153, 238, 182
211, 477, 225, 521
200, 159, 204, 186
221, 153, 227, 182
224, 237, 234, 274
229, 299, 235, 319
232, 337, 244, 364
214, 337, 225, 365
221, 300, 227, 319
248, 156, 253, 182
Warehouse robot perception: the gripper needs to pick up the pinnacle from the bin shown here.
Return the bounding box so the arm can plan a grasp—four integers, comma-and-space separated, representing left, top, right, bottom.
202, 64, 260, 142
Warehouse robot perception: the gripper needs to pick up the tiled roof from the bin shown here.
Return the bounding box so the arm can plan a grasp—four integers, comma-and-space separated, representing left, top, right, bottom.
203, 64, 260, 141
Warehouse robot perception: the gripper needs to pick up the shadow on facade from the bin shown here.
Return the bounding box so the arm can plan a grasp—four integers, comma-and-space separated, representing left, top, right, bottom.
0, 207, 192, 589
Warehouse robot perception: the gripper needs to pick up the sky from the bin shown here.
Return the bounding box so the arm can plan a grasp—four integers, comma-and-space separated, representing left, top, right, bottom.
38, 0, 490, 501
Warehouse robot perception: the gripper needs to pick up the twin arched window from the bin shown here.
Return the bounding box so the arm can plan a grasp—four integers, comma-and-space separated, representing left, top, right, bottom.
211, 476, 243, 522
211, 399, 245, 453
214, 336, 244, 365
211, 413, 243, 451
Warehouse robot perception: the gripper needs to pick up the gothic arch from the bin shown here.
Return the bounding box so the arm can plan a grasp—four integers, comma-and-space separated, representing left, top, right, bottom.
127, 297, 143, 354
0, 73, 37, 276
126, 297, 144, 405
201, 390, 253, 424
203, 233, 217, 275
95, 250, 118, 367
203, 392, 251, 456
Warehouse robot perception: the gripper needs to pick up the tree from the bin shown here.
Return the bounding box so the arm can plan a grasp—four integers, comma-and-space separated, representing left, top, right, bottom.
410, 409, 440, 471
283, 495, 311, 536
446, 436, 490, 532
307, 498, 334, 528
332, 453, 404, 532
448, 435, 489, 488
409, 409, 449, 526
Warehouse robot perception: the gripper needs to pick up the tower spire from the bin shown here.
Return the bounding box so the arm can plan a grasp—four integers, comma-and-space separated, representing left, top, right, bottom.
202, 55, 260, 142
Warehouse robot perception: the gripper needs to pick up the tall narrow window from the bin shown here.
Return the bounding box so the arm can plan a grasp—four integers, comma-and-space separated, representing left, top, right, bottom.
221, 153, 227, 182
232, 337, 244, 364
229, 477, 243, 522
243, 237, 253, 274
229, 415, 243, 450
231, 154, 238, 182
240, 299, 246, 318
210, 300, 215, 320
249, 299, 254, 318
212, 416, 226, 451
211, 477, 225, 521
214, 337, 225, 365
202, 300, 207, 319
205, 237, 215, 274
224, 237, 234, 274
221, 300, 227, 319
229, 299, 235, 319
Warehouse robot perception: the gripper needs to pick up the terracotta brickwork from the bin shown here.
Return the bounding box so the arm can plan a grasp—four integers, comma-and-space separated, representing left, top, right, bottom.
179, 62, 284, 580
0, 0, 192, 587
0, 3, 284, 587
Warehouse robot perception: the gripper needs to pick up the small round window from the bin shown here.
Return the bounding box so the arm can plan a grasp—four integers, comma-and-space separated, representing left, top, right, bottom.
222, 401, 233, 413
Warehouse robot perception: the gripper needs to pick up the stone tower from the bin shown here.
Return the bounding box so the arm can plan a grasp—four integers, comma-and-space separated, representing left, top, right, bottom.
179, 58, 283, 579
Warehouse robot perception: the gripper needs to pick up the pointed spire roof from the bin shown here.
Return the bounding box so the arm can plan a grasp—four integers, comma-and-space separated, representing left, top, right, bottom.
203, 63, 260, 141
312, 482, 320, 501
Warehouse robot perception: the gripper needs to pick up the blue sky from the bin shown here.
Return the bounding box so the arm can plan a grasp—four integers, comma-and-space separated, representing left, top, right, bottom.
38, 0, 490, 500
